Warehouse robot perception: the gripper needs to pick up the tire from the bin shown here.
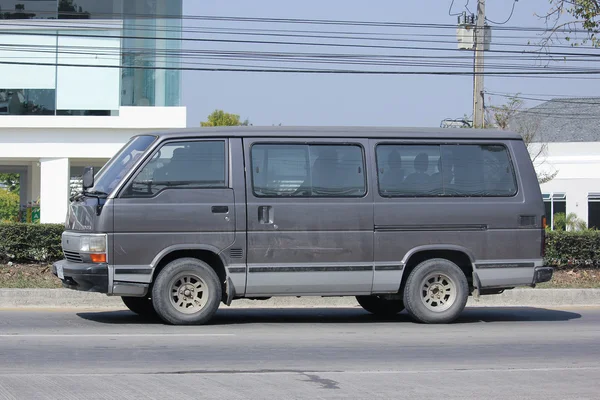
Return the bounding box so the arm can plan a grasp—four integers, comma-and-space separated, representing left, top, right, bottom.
121, 296, 157, 318
356, 295, 404, 316
403, 258, 468, 324
151, 258, 222, 325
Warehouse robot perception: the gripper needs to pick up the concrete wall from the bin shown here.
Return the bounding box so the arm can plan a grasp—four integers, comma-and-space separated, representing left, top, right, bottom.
0, 106, 186, 223
536, 142, 600, 227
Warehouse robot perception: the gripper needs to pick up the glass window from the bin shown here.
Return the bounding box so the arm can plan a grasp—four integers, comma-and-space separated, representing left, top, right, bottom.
588, 193, 600, 230
377, 145, 442, 196
0, 89, 55, 115
377, 144, 517, 197
123, 141, 226, 197
92, 135, 156, 195
543, 193, 567, 230
251, 144, 366, 198
0, 1, 57, 19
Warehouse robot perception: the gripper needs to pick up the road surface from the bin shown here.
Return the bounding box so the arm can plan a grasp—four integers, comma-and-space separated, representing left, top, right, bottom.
0, 306, 599, 399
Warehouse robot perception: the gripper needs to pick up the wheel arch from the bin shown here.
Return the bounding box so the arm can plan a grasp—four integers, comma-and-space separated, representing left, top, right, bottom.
399, 245, 476, 292
149, 245, 231, 301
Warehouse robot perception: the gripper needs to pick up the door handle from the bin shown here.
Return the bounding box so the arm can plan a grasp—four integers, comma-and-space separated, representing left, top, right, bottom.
258, 206, 273, 224
211, 206, 229, 214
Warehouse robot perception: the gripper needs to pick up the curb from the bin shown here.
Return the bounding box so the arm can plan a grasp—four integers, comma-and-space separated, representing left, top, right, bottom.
1, 288, 599, 309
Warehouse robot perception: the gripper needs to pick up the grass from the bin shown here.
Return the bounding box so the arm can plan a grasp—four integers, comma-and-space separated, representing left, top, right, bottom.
0, 264, 599, 289
0, 263, 62, 289
537, 268, 600, 289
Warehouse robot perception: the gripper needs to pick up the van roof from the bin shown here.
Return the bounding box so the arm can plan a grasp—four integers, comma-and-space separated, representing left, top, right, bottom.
147, 126, 523, 141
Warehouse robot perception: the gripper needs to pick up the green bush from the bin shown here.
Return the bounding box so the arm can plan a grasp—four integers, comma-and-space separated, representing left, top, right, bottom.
545, 230, 600, 269
0, 190, 19, 223
0, 223, 64, 263
1, 223, 600, 269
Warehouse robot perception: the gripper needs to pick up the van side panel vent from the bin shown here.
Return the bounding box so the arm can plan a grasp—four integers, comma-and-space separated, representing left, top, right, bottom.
519, 215, 537, 227
229, 249, 244, 259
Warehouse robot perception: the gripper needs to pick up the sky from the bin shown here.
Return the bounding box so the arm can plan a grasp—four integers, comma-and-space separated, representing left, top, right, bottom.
181, 0, 599, 128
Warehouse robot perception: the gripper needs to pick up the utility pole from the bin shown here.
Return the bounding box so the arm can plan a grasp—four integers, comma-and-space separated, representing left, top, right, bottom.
472, 0, 486, 128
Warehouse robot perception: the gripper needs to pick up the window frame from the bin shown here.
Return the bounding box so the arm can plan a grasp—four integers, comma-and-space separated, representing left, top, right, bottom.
375, 142, 519, 199
119, 138, 229, 199
250, 142, 369, 199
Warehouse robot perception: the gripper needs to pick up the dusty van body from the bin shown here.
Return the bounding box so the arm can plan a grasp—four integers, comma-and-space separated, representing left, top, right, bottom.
53, 127, 552, 324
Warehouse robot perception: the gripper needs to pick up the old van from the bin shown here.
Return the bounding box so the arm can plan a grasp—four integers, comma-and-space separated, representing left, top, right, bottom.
53, 127, 552, 324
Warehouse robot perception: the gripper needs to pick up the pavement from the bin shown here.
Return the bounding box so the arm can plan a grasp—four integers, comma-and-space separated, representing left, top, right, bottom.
0, 306, 599, 399
1, 288, 600, 308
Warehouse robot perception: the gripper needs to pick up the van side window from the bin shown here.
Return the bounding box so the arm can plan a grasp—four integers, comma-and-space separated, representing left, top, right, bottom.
377, 144, 517, 197
251, 144, 366, 197
377, 145, 442, 196
122, 140, 226, 197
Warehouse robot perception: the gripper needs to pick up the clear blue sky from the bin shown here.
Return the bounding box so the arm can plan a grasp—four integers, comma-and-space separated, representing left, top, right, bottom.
181, 0, 599, 127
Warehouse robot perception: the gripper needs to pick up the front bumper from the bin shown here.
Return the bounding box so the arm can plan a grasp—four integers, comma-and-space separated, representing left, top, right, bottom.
52, 259, 109, 293
533, 266, 554, 284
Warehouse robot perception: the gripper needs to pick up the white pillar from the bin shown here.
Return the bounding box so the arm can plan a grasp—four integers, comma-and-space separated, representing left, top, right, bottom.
40, 158, 70, 224
28, 162, 41, 204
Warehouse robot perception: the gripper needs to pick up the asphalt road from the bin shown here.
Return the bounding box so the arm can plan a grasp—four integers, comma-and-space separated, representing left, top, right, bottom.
0, 306, 599, 399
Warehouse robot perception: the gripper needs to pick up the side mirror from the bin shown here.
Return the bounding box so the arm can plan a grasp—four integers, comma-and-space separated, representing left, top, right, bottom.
82, 166, 95, 190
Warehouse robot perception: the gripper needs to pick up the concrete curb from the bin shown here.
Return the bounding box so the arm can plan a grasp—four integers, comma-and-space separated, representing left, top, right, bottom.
1, 288, 600, 309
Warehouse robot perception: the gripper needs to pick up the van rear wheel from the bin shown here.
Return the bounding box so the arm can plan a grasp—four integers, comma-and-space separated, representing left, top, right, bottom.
356, 295, 404, 316
151, 258, 222, 325
121, 296, 156, 318
403, 258, 468, 324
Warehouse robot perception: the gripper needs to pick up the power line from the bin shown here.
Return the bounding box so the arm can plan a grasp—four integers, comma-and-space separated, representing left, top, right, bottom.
1, 59, 600, 76
486, 92, 600, 105
486, 0, 518, 25
0, 11, 596, 33
449, 0, 462, 16
485, 90, 596, 98
3, 29, 600, 59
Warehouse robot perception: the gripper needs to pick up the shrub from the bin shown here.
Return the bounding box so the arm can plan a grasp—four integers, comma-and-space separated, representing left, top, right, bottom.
545, 230, 600, 269
0, 223, 64, 263
1, 223, 600, 269
0, 190, 19, 223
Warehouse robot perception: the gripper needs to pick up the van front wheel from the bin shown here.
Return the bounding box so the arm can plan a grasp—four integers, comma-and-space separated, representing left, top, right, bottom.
356, 295, 404, 316
151, 258, 222, 325
403, 258, 468, 324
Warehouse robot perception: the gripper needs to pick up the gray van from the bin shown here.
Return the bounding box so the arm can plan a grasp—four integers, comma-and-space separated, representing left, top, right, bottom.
53, 127, 552, 325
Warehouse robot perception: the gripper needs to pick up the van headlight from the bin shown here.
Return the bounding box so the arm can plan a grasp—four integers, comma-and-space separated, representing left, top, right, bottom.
80, 235, 106, 253
79, 235, 107, 263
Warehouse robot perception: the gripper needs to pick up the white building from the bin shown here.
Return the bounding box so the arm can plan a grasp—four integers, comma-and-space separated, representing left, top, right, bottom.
511, 98, 600, 230
0, 0, 186, 223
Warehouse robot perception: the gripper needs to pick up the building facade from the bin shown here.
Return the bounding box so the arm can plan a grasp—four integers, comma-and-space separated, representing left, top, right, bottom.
511, 98, 600, 230
0, 0, 186, 223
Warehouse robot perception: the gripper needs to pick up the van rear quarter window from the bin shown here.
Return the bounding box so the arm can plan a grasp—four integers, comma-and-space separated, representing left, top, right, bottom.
376, 143, 517, 197
251, 143, 366, 197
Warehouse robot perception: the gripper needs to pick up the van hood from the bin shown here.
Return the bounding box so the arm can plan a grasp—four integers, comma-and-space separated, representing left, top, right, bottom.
65, 197, 105, 232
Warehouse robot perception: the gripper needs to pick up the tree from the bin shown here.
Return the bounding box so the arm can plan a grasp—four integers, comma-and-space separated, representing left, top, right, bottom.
539, 1, 600, 47
486, 94, 558, 184
0, 173, 20, 194
553, 212, 588, 231
0, 189, 19, 222
201, 110, 249, 127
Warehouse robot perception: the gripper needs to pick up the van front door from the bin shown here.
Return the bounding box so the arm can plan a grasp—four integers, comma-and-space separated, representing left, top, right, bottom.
244, 137, 374, 296
111, 139, 235, 285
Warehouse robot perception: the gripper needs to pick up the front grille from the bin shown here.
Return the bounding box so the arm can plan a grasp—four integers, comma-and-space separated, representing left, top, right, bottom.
64, 250, 83, 263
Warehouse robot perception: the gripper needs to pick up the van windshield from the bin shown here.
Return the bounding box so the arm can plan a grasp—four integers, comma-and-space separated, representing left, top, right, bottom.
90, 135, 157, 195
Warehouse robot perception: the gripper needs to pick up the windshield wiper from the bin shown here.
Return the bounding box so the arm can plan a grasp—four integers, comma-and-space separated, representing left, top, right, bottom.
84, 190, 109, 198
